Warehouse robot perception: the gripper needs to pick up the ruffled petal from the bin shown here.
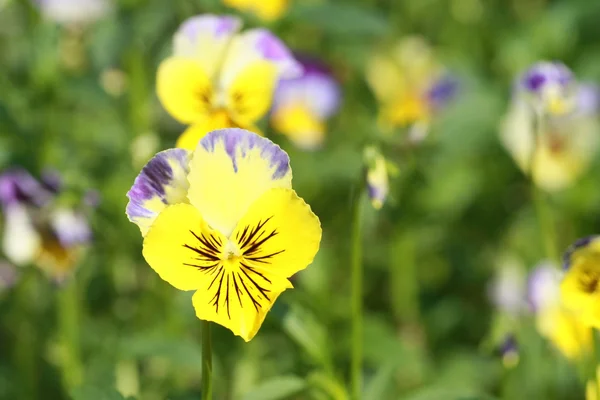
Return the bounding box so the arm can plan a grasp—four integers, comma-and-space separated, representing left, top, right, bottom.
126, 149, 192, 236
142, 203, 228, 291
191, 260, 291, 342
173, 14, 242, 79
232, 187, 321, 278
156, 57, 214, 124
187, 128, 292, 236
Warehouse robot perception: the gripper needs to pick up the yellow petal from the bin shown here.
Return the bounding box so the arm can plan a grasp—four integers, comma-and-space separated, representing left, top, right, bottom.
187, 128, 292, 236
224, 0, 289, 21
175, 112, 264, 150
536, 305, 592, 359
142, 203, 227, 291
561, 244, 600, 327
232, 187, 321, 279
157, 57, 213, 124
226, 60, 278, 125
271, 104, 325, 150
191, 259, 291, 342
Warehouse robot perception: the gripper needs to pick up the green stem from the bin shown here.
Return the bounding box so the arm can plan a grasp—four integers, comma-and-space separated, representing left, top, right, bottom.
350, 186, 365, 400
201, 320, 213, 400
531, 184, 558, 263
58, 276, 83, 391
530, 112, 558, 264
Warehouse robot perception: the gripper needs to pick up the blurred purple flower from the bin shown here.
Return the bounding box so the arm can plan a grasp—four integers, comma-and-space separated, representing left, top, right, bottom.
0, 167, 94, 281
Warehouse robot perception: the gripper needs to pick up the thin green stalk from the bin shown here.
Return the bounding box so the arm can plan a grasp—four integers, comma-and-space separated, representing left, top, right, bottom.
201, 320, 213, 400
529, 112, 558, 264
350, 186, 365, 400
531, 184, 558, 263
58, 276, 82, 391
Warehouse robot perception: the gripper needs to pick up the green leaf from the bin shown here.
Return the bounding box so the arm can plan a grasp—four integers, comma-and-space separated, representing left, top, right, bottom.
401, 387, 498, 400
241, 376, 306, 400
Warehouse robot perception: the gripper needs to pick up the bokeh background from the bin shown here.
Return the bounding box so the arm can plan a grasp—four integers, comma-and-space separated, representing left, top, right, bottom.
1, 0, 600, 399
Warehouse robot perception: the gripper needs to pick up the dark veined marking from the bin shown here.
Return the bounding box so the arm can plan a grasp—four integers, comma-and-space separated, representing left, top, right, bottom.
579, 269, 600, 294
236, 216, 286, 265
183, 230, 222, 271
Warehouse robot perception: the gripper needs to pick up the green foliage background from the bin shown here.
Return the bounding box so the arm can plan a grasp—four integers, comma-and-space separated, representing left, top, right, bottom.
1, 0, 600, 399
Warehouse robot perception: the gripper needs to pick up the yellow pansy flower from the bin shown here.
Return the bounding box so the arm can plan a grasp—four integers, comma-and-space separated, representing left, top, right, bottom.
365, 37, 456, 140
528, 262, 591, 359
157, 15, 301, 150
126, 128, 322, 341
223, 0, 289, 21
561, 236, 600, 328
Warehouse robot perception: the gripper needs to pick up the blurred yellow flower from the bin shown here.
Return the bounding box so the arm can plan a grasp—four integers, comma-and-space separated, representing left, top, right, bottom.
365, 37, 456, 140
561, 237, 600, 328
500, 62, 600, 192
126, 128, 321, 341
223, 0, 289, 21
528, 262, 592, 360
157, 15, 301, 150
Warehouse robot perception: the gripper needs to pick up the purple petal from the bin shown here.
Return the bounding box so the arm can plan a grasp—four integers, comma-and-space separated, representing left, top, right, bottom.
51, 208, 92, 248
527, 261, 561, 312
0, 168, 52, 207
562, 236, 600, 271
244, 29, 303, 79
176, 14, 242, 45
427, 75, 458, 109
200, 128, 290, 180
272, 56, 341, 119
576, 83, 600, 116
521, 61, 573, 93
126, 149, 192, 236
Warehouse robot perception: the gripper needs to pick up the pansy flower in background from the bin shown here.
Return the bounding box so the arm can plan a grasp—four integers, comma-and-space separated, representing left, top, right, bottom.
126, 128, 321, 341
365, 36, 457, 142
500, 62, 600, 192
0, 168, 94, 282
157, 15, 301, 150
363, 146, 394, 210
223, 0, 289, 21
560, 236, 600, 328
270, 56, 341, 150
528, 261, 591, 360
34, 0, 112, 25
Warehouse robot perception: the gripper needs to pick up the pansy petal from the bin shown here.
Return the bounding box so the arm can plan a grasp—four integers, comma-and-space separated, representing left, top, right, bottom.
51, 208, 92, 248
271, 104, 325, 149
157, 57, 213, 124
191, 260, 291, 342
220, 28, 301, 90
223, 0, 289, 21
126, 148, 192, 236
176, 115, 263, 150
273, 60, 341, 120
173, 15, 242, 79
142, 203, 227, 291
226, 60, 278, 124
2, 204, 41, 266
232, 187, 321, 278
187, 128, 292, 237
